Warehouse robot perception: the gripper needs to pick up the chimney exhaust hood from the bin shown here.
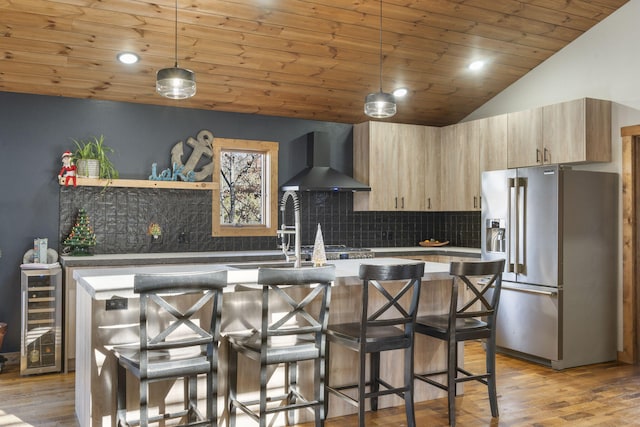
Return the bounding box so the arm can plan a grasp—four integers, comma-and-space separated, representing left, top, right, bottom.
280, 132, 371, 192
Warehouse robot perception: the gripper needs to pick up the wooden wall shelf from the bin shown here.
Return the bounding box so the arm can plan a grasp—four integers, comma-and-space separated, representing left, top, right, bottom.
58, 177, 216, 190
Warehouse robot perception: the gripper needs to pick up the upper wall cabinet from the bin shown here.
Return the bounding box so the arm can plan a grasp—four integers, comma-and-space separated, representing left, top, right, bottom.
479, 114, 508, 173
422, 126, 441, 210
353, 121, 440, 212
440, 114, 507, 211
507, 98, 611, 168
542, 98, 611, 165
440, 122, 478, 211
507, 107, 544, 168
352, 98, 610, 213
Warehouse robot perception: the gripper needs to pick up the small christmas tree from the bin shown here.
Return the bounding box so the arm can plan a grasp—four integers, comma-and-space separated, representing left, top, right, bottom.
312, 223, 327, 267
63, 208, 96, 255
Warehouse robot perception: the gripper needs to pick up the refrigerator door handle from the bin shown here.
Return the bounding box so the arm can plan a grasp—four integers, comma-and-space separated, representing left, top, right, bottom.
514, 178, 520, 274
501, 283, 558, 297
516, 177, 526, 275
508, 178, 516, 273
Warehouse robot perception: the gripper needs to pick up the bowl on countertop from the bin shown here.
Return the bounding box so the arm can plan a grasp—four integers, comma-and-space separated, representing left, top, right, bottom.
419, 240, 449, 247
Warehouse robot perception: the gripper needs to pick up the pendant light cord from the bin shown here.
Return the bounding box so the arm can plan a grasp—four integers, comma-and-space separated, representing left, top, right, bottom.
173, 0, 178, 67
378, 0, 383, 92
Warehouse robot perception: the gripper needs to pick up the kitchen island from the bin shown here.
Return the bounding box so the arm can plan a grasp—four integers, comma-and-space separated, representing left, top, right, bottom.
61, 247, 479, 370
73, 257, 455, 427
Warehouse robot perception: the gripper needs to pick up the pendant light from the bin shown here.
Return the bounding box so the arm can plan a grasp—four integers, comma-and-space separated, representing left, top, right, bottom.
156, 0, 196, 99
364, 0, 396, 118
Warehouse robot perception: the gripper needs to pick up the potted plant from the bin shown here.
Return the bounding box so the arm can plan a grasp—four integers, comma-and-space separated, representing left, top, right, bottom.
72, 135, 119, 180
147, 222, 162, 239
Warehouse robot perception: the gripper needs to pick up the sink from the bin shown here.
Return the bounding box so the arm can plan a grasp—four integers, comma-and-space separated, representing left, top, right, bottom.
227, 261, 315, 270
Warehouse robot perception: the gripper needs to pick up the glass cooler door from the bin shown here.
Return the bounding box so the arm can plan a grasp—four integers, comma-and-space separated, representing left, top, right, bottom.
20, 267, 62, 375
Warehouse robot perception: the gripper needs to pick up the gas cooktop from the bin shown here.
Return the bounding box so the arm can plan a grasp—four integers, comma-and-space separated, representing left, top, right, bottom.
299, 245, 374, 260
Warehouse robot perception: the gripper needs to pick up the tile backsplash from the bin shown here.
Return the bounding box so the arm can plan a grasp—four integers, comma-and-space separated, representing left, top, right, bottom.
59, 187, 480, 254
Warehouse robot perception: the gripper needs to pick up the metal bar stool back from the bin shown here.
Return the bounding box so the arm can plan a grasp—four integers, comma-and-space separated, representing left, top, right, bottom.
414, 259, 505, 426
325, 262, 425, 427
112, 270, 227, 427
227, 265, 335, 427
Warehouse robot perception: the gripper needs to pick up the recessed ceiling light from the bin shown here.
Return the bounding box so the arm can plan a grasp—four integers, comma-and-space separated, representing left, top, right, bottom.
468, 60, 485, 71
393, 88, 408, 97
117, 52, 140, 65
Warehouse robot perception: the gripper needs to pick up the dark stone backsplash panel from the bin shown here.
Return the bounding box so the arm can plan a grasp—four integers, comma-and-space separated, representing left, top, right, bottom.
59, 187, 480, 254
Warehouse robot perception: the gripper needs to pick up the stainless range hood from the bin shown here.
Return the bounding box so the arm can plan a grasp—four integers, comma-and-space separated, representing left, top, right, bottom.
280, 132, 370, 192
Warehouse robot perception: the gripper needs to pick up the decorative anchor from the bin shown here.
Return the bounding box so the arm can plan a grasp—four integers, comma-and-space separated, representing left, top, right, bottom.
170, 129, 214, 182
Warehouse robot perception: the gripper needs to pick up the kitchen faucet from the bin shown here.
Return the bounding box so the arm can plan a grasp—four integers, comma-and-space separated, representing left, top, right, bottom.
277, 190, 302, 268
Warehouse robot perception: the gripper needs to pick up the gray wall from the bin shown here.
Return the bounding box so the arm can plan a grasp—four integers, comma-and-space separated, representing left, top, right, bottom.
0, 91, 352, 353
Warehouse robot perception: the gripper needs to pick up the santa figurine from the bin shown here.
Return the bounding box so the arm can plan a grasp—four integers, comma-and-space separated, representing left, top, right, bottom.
59, 151, 77, 186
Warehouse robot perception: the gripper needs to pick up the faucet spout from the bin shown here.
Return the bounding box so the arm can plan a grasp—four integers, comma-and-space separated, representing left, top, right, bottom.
277, 190, 302, 268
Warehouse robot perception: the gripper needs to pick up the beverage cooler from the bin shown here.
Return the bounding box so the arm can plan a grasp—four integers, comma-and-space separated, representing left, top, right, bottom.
20, 266, 62, 375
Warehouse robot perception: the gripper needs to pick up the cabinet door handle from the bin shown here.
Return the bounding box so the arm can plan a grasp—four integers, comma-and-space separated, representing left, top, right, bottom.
428, 197, 431, 209
473, 196, 477, 209
395, 197, 398, 209
543, 147, 550, 163
536, 148, 541, 163
401, 197, 405, 209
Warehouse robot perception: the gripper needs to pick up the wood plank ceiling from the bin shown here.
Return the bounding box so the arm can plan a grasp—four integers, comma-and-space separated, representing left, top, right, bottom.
0, 0, 629, 127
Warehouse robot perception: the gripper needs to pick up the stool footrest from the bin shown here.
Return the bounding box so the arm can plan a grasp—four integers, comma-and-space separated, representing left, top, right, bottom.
326, 380, 408, 403
231, 393, 321, 415
121, 408, 206, 426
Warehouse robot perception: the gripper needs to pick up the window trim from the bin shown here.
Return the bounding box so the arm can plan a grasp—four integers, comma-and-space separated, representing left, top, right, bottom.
212, 138, 279, 237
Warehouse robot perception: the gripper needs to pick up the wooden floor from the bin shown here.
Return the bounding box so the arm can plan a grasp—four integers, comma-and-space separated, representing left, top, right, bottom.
2, 341, 640, 426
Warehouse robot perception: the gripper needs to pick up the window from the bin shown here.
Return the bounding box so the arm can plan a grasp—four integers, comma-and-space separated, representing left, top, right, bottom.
212, 138, 279, 237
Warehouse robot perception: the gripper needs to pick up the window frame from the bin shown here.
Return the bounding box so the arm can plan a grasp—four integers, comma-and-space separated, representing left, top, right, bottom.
212, 138, 279, 237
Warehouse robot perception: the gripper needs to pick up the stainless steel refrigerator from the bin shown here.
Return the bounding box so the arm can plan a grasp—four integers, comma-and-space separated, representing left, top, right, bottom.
481, 165, 618, 369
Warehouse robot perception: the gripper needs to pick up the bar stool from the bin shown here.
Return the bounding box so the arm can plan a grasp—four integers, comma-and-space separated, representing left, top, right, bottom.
324, 262, 425, 427
227, 265, 335, 427
111, 270, 227, 427
414, 259, 505, 426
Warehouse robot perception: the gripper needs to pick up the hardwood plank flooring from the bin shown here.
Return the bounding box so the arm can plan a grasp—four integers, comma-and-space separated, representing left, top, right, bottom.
0, 363, 77, 426
1, 341, 640, 426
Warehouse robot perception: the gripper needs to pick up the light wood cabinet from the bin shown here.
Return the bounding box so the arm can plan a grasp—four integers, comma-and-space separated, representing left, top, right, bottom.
542, 98, 611, 164
353, 121, 440, 211
353, 98, 610, 213
507, 107, 544, 168
440, 115, 507, 211
440, 122, 480, 211
507, 98, 611, 168
423, 126, 441, 210
478, 113, 508, 173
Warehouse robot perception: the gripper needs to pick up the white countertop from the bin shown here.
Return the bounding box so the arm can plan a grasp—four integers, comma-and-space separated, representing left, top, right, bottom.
372, 246, 480, 255
61, 246, 480, 268
74, 258, 452, 300
62, 250, 285, 264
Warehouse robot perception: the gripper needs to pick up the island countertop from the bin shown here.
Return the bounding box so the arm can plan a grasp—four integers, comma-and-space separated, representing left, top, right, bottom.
61, 246, 480, 268
73, 257, 453, 300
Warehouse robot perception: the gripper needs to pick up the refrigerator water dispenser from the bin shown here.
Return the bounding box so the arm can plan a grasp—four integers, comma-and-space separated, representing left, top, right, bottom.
486, 219, 506, 253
